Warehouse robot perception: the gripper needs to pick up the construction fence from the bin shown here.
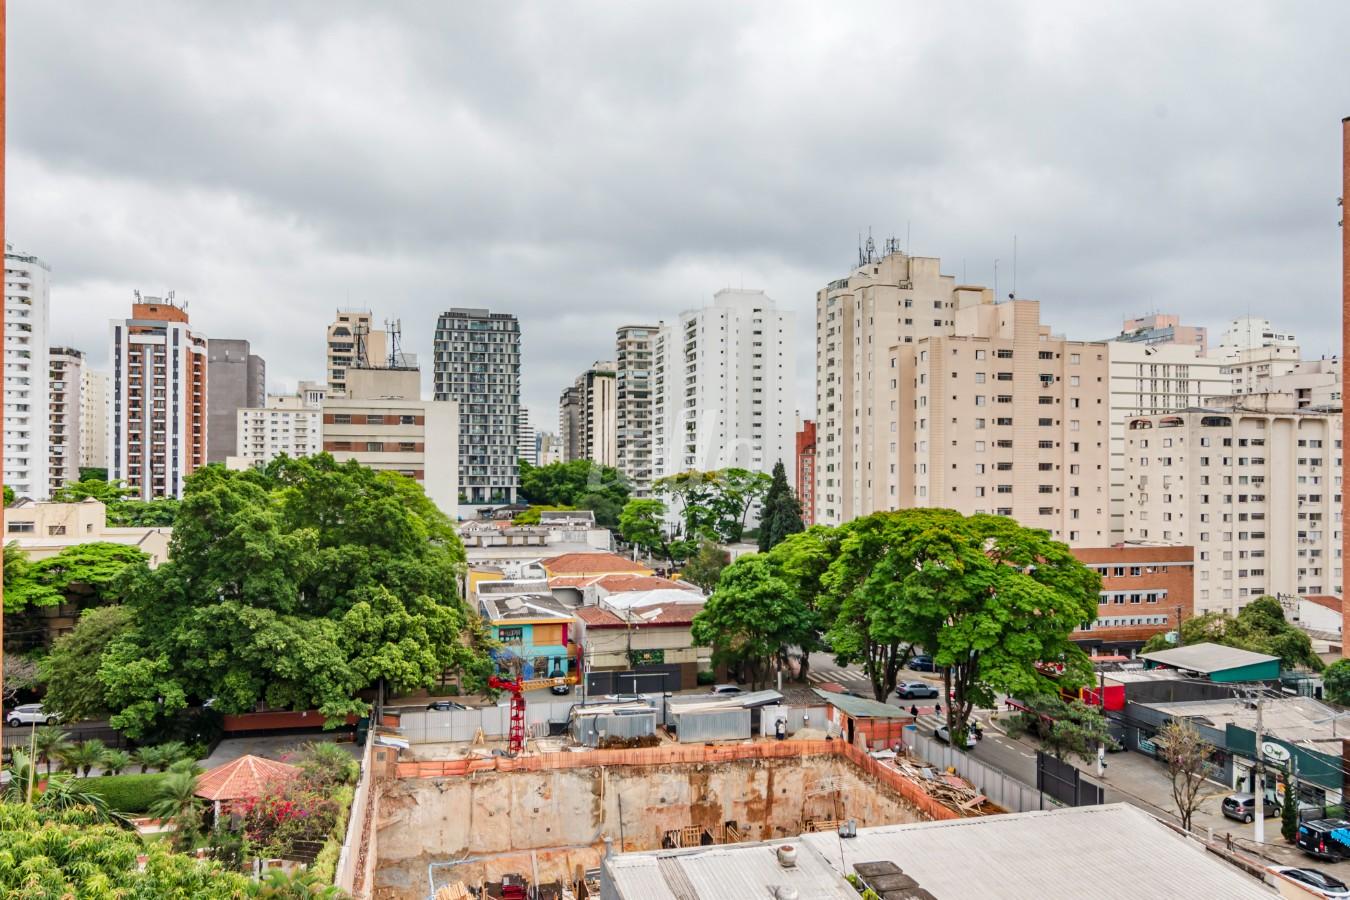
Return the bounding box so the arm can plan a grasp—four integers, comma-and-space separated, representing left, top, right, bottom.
396, 738, 964, 823
906, 729, 1051, 814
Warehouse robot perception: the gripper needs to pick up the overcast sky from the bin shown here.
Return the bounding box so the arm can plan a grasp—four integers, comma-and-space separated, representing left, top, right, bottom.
11, 2, 1350, 431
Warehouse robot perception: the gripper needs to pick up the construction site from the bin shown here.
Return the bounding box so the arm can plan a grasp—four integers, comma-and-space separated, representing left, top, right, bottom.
370, 691, 1004, 899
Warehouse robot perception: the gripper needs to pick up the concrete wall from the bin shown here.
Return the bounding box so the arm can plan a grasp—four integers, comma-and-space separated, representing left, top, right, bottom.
376, 756, 924, 898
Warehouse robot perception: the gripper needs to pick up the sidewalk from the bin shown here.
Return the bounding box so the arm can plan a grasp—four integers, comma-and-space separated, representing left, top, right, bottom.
982, 710, 1339, 875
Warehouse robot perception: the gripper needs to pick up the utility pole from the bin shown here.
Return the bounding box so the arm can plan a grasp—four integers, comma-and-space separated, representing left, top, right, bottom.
1254, 695, 1265, 845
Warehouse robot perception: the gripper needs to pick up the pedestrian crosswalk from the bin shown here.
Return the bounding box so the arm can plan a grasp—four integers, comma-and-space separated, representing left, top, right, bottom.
806, 667, 871, 684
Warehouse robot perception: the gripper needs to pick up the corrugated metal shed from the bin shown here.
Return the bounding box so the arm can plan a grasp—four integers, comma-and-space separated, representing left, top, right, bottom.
812, 688, 905, 719
666, 690, 783, 712
571, 709, 657, 747
1139, 642, 1279, 676
669, 707, 751, 743
798, 803, 1272, 900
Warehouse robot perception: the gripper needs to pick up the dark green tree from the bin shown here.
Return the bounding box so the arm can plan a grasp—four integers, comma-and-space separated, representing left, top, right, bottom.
3, 542, 148, 614
78, 467, 109, 482
1141, 596, 1322, 671
40, 606, 136, 723
691, 554, 816, 690
619, 498, 685, 567
1281, 771, 1300, 843
680, 539, 730, 592
518, 459, 630, 526
1017, 694, 1118, 763
757, 460, 804, 552
1324, 659, 1350, 705
2, 485, 12, 507
95, 455, 490, 739
50, 478, 135, 504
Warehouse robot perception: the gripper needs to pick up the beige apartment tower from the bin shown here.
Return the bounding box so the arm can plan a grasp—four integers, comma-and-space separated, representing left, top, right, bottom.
560, 361, 617, 467
615, 325, 658, 494
895, 298, 1112, 546
325, 310, 387, 398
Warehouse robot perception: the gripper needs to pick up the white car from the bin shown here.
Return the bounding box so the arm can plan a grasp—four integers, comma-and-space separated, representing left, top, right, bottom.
1269, 867, 1350, 898
934, 724, 978, 749
6, 704, 58, 728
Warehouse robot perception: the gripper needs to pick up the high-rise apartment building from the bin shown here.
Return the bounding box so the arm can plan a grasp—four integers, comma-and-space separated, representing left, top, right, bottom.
1115, 313, 1208, 354
560, 361, 617, 466
4, 244, 51, 499
48, 347, 84, 495
233, 389, 323, 468
616, 325, 658, 495
432, 308, 520, 505
814, 248, 973, 525
1122, 400, 1342, 614
322, 367, 458, 516
109, 296, 208, 500
796, 420, 817, 526
536, 431, 563, 465
325, 310, 387, 398
653, 289, 795, 479
891, 298, 1111, 546
518, 408, 537, 466
206, 338, 265, 463
80, 368, 109, 471
1104, 336, 1230, 540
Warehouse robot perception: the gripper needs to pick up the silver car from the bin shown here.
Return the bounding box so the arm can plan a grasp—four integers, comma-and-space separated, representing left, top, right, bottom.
6, 703, 58, 728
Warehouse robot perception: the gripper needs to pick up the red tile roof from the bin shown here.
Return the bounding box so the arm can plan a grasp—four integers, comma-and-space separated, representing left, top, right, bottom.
594, 574, 697, 593
1304, 594, 1342, 613
573, 603, 703, 628
194, 755, 301, 802
548, 575, 601, 589
574, 606, 624, 626
540, 552, 652, 576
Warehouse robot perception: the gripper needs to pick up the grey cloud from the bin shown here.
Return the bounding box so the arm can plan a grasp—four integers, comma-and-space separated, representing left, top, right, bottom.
10, 1, 1350, 431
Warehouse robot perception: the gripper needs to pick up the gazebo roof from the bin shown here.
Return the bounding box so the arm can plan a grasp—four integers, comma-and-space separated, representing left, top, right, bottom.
194, 754, 301, 802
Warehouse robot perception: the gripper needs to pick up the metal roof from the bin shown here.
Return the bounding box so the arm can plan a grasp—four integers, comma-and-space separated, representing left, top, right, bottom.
1138, 642, 1279, 673
798, 804, 1272, 900
604, 838, 856, 899
667, 691, 783, 712
812, 688, 906, 719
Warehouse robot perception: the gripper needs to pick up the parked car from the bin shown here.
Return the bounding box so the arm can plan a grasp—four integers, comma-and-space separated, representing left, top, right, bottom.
1298, 819, 1350, 862
550, 683, 572, 696
896, 681, 940, 700
5, 704, 57, 728
1269, 866, 1350, 898
933, 725, 977, 749
426, 700, 468, 711
710, 684, 744, 695
907, 655, 936, 672
1222, 792, 1277, 824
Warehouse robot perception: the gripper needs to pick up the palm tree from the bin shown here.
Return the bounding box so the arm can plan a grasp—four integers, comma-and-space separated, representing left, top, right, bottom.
99, 749, 132, 776
166, 757, 203, 777
32, 726, 72, 777
155, 740, 189, 772
60, 739, 107, 778
133, 745, 165, 774
147, 769, 202, 838
256, 867, 345, 898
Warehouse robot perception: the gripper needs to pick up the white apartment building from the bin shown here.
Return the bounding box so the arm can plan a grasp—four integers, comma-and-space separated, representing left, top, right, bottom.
653, 289, 795, 479
616, 325, 658, 495
560, 361, 617, 467
814, 248, 972, 525
518, 407, 537, 466
48, 347, 83, 495
322, 367, 458, 517
893, 297, 1111, 546
1121, 402, 1342, 614
536, 431, 563, 466
233, 392, 323, 467
108, 296, 209, 500
4, 244, 51, 499
1105, 340, 1230, 540
80, 368, 109, 471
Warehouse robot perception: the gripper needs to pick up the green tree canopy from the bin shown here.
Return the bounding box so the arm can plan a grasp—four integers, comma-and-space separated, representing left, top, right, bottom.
620, 498, 685, 567
40, 605, 136, 722
50, 477, 135, 504
680, 539, 730, 593
1324, 659, 1350, 705
3, 541, 148, 614
518, 459, 630, 526
1141, 596, 1323, 671
1016, 693, 1118, 763
690, 554, 817, 690
655, 468, 772, 543
91, 455, 491, 739
757, 460, 803, 552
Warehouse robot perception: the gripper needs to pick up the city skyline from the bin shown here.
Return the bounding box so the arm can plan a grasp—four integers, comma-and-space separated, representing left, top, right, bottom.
9, 3, 1350, 432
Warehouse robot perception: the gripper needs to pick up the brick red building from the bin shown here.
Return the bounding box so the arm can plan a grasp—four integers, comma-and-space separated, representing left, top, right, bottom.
1070, 545, 1195, 654
796, 420, 817, 526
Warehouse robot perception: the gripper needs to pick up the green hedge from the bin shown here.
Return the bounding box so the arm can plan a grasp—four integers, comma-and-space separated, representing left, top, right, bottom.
74, 773, 169, 814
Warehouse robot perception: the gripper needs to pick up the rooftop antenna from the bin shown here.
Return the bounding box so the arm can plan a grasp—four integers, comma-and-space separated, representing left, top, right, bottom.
1010, 235, 1018, 300
133, 289, 141, 302
353, 320, 370, 369
385, 318, 402, 368
993, 259, 1000, 300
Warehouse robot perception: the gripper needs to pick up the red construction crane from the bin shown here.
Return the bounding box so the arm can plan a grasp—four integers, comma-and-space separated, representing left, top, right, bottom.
488, 674, 526, 755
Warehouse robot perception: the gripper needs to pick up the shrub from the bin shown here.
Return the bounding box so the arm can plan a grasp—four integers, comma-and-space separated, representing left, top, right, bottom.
290, 741, 358, 789
74, 773, 169, 814
696, 670, 716, 686
309, 784, 355, 885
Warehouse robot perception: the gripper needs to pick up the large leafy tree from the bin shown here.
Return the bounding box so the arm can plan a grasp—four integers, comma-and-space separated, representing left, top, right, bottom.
50, 477, 135, 504
768, 526, 844, 683
1017, 694, 1118, 763
655, 468, 772, 544
518, 459, 630, 526
49, 475, 180, 526
713, 468, 772, 542
1142, 596, 1322, 671
40, 605, 135, 722
757, 460, 803, 552
3, 542, 148, 614
94, 455, 491, 739
690, 554, 816, 690
680, 539, 730, 593
619, 498, 686, 567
